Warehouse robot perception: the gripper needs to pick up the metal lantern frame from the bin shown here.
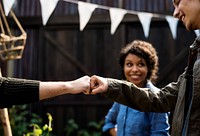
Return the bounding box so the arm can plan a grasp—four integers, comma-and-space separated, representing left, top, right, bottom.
0, 2, 27, 61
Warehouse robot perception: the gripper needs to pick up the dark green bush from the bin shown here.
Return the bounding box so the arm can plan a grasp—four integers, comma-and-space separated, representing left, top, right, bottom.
64, 119, 105, 136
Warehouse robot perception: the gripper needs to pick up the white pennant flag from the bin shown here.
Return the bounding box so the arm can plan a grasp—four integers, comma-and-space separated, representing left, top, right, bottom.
40, 0, 59, 25
138, 12, 153, 38
194, 29, 200, 37
78, 2, 98, 31
109, 8, 127, 34
3, 0, 15, 16
166, 16, 179, 39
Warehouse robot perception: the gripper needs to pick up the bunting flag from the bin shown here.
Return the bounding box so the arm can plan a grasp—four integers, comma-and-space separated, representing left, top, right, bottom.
138, 12, 153, 38
3, 0, 182, 38
40, 0, 59, 25
109, 8, 127, 34
2, 0, 15, 16
78, 2, 97, 31
166, 16, 179, 39
194, 30, 200, 37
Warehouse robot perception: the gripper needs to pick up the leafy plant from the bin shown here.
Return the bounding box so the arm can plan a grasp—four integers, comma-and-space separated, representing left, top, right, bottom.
8, 104, 42, 136
65, 119, 104, 136
6, 104, 54, 136
65, 119, 79, 136
25, 113, 53, 136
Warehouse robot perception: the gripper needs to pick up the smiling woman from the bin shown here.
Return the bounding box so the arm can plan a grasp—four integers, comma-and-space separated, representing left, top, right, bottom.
119, 40, 159, 85
102, 40, 170, 136
123, 53, 148, 87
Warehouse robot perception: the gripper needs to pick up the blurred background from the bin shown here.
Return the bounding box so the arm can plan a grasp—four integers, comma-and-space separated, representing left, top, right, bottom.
0, 0, 198, 135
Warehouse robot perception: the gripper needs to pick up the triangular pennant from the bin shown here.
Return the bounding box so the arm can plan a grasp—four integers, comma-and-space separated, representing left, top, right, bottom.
40, 0, 59, 25
194, 29, 200, 37
109, 8, 127, 34
166, 16, 179, 39
78, 1, 98, 31
2, 0, 15, 16
138, 12, 153, 38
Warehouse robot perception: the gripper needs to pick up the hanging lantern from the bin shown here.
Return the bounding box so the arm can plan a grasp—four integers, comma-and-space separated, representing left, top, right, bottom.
0, 2, 27, 61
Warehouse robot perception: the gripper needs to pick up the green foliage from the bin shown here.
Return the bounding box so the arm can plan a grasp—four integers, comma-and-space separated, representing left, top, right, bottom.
65, 119, 79, 136
8, 104, 42, 136
25, 113, 53, 136
5, 104, 53, 136
0, 105, 106, 136
65, 119, 104, 136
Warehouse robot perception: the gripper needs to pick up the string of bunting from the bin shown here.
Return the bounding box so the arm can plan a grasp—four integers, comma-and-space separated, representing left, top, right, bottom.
2, 0, 200, 39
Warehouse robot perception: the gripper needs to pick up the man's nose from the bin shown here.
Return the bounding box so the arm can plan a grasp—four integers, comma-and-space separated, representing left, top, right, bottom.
173, 7, 179, 18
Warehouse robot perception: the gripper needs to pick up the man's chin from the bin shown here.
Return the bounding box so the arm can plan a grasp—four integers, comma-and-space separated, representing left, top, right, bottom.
185, 23, 197, 31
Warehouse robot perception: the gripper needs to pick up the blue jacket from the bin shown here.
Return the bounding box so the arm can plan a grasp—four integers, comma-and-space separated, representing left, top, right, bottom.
102, 81, 170, 136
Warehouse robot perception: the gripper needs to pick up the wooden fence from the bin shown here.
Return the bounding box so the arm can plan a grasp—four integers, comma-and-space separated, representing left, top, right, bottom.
1, 0, 198, 135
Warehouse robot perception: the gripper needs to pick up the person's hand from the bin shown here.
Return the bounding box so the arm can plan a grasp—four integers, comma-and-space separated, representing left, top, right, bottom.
109, 128, 117, 136
90, 75, 108, 94
69, 75, 91, 94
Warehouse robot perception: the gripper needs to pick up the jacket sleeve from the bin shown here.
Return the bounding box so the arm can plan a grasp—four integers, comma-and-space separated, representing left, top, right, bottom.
102, 102, 119, 132
0, 77, 40, 108
102, 74, 184, 112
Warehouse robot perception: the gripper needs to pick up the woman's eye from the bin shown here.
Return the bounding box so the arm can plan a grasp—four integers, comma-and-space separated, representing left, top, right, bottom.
138, 63, 145, 67
126, 63, 132, 67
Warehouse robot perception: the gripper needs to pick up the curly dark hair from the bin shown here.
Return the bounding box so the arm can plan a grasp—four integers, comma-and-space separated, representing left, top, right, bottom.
119, 40, 159, 84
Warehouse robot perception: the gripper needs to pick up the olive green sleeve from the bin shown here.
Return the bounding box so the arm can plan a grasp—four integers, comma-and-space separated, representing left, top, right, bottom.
103, 78, 178, 112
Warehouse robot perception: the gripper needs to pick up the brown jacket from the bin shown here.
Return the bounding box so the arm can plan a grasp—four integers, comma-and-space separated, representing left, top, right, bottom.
103, 36, 200, 136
